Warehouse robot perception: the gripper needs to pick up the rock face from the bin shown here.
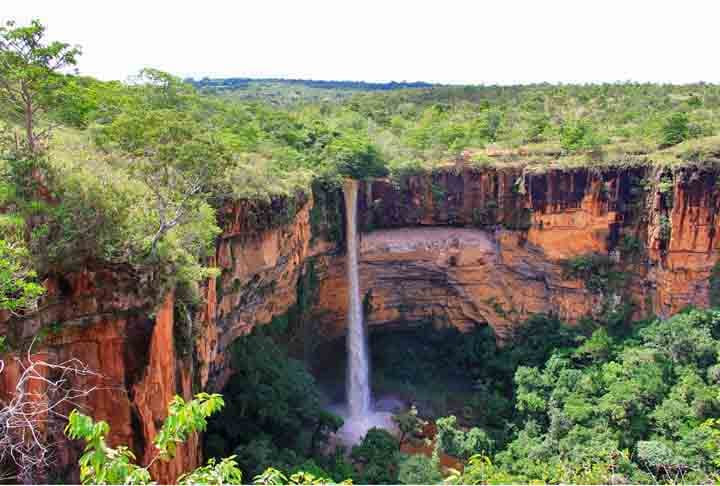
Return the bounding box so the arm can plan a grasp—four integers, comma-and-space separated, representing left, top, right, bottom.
316, 226, 598, 340
1, 164, 720, 482
0, 197, 318, 483
313, 165, 719, 337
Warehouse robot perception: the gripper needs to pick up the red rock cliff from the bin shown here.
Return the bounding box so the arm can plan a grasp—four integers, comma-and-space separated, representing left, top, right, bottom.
316, 165, 720, 338
2, 164, 719, 482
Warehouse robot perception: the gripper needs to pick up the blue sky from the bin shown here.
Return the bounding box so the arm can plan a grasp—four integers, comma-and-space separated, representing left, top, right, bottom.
4, 0, 720, 85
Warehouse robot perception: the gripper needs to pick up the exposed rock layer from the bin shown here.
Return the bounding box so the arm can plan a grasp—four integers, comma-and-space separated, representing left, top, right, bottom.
2, 164, 720, 482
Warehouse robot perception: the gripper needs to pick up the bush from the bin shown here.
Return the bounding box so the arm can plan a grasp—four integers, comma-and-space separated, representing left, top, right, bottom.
397, 453, 442, 484
204, 332, 340, 476
660, 112, 690, 147
436, 415, 494, 460
350, 428, 400, 484
561, 253, 624, 293
325, 132, 388, 180
560, 120, 600, 153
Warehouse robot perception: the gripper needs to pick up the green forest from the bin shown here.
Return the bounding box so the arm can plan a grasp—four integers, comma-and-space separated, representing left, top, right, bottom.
3, 18, 720, 485
61, 309, 720, 484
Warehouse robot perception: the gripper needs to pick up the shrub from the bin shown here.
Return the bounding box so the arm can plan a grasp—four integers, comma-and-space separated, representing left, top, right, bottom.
660, 112, 690, 147
204, 332, 340, 475
560, 120, 600, 153
350, 428, 400, 484
436, 415, 494, 460
324, 132, 388, 180
397, 453, 442, 484
561, 253, 624, 293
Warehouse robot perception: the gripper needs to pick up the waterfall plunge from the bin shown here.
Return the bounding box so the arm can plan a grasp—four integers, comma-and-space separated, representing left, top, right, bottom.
332, 179, 395, 445
344, 179, 371, 417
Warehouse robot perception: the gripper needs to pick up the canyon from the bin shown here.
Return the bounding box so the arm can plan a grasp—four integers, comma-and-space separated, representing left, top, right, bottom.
1, 163, 719, 482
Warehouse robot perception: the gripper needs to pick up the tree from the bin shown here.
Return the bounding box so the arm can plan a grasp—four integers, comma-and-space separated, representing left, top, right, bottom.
446, 454, 517, 485
435, 416, 494, 460
0, 349, 98, 483
324, 132, 388, 180
0, 19, 80, 155
95, 88, 232, 256
350, 428, 400, 484
397, 453, 442, 484
310, 410, 344, 456
65, 394, 348, 485
559, 120, 600, 153
204, 333, 338, 475
252, 467, 343, 485
660, 112, 690, 147
392, 405, 426, 449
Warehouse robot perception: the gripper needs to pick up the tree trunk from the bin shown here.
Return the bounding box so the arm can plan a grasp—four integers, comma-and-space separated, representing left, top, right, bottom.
25, 100, 34, 155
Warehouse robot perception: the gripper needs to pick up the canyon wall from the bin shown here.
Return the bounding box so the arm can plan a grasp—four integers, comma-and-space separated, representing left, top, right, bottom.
316, 165, 720, 338
1, 163, 719, 481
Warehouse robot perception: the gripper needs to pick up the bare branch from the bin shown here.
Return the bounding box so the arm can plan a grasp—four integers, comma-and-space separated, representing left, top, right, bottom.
0, 345, 102, 483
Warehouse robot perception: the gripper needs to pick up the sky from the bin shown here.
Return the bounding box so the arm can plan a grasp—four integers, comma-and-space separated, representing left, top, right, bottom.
4, 0, 720, 85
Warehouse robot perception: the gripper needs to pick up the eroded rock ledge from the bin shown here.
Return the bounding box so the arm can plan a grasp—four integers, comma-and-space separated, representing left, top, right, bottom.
2, 163, 720, 482
317, 226, 594, 339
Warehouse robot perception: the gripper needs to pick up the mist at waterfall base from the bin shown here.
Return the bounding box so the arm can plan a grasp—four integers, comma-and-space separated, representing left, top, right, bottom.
331, 180, 397, 446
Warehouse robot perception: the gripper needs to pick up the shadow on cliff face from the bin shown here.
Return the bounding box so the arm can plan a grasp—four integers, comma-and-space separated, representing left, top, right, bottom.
313, 322, 499, 420
311, 313, 594, 448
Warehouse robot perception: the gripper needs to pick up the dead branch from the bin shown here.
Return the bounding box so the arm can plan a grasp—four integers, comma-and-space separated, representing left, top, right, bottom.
0, 340, 101, 483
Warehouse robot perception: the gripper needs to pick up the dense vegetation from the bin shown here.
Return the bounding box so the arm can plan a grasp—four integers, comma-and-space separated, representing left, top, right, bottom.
450, 308, 720, 484
203, 331, 347, 479
195, 308, 720, 484
4, 18, 720, 485
187, 78, 438, 105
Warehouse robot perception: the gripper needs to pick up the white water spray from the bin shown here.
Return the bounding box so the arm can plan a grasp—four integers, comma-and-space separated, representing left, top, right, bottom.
343, 179, 371, 417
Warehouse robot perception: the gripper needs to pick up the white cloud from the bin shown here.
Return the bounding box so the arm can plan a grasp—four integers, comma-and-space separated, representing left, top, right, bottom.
3, 0, 720, 84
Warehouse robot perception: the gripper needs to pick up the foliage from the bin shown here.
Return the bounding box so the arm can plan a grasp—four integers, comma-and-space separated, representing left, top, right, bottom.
561, 253, 624, 293
493, 308, 720, 483
0, 19, 80, 155
154, 394, 225, 460
369, 315, 582, 445
658, 215, 672, 243
710, 261, 720, 308
445, 454, 518, 485
65, 393, 226, 484
618, 234, 643, 258
251, 466, 348, 485
397, 453, 442, 484
368, 308, 720, 484
0, 236, 44, 315
350, 428, 400, 484
324, 131, 388, 180
93, 71, 232, 256
5, 18, 720, 313
65, 393, 342, 485
560, 120, 601, 153
204, 331, 342, 478
435, 415, 494, 460
177, 456, 243, 485
661, 112, 690, 147
392, 405, 426, 448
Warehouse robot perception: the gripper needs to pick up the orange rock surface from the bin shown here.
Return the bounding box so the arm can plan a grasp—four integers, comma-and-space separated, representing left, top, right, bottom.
2, 165, 720, 482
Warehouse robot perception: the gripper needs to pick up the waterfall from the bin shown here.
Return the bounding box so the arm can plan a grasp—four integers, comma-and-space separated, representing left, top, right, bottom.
343, 179, 371, 418
331, 179, 394, 445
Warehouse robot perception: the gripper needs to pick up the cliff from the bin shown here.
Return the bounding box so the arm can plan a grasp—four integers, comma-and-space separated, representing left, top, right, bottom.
317, 165, 719, 338
2, 163, 719, 481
